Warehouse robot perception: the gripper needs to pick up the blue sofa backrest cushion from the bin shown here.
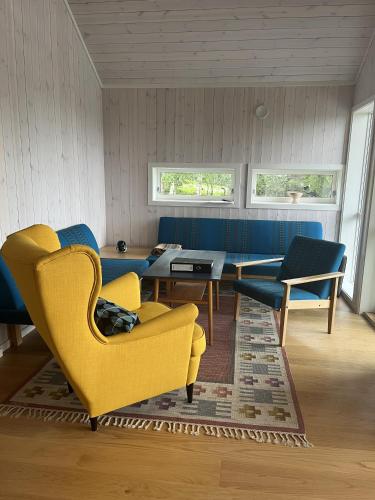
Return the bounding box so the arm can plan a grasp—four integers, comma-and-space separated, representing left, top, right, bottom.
57, 224, 99, 254
157, 217, 323, 255
278, 236, 346, 299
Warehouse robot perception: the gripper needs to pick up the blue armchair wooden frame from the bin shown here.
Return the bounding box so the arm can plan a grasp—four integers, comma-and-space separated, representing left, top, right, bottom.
233, 237, 346, 347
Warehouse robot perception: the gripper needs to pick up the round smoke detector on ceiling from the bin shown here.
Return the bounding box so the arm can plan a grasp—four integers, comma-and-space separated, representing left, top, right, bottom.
255, 104, 269, 120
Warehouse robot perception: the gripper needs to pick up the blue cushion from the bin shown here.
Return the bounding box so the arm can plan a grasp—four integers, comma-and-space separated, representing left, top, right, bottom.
277, 236, 346, 299
223, 253, 283, 277
233, 279, 319, 310
0, 255, 25, 311
158, 217, 322, 255
101, 259, 149, 285
0, 307, 32, 325
57, 224, 100, 254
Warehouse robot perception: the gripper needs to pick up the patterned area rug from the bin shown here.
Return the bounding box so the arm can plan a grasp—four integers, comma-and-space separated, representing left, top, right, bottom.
0, 295, 311, 447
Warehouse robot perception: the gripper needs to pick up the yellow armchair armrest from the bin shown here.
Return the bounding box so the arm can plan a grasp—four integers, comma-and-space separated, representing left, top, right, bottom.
100, 272, 141, 311
106, 303, 199, 345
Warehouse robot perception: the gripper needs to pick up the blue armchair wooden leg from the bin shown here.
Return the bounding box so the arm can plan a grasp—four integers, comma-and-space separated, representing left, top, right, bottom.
7, 324, 22, 348
328, 277, 339, 334
234, 292, 240, 320
279, 284, 291, 347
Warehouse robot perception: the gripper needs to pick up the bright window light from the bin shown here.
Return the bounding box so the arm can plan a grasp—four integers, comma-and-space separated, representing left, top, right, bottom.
148, 163, 242, 207
246, 164, 343, 210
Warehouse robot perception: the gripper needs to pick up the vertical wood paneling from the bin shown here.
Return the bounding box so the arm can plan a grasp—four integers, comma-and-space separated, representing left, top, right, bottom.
103, 85, 353, 247
0, 0, 106, 347
354, 35, 375, 106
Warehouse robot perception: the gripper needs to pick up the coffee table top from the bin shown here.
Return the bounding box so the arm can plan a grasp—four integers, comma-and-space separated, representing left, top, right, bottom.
143, 249, 226, 281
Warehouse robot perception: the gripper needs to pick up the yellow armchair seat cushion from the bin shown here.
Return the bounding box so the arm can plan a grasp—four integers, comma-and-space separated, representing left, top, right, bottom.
136, 301, 206, 357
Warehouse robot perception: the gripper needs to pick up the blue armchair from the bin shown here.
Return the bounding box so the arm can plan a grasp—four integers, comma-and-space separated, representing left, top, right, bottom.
233, 236, 346, 346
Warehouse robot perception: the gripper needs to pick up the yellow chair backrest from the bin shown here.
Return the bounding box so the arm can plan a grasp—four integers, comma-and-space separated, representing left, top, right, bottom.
1, 225, 106, 400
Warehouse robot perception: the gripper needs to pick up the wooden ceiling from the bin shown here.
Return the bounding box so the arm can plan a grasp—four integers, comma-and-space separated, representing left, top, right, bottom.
68, 0, 375, 88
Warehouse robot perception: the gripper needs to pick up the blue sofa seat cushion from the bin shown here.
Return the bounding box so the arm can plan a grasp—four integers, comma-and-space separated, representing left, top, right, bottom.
233, 279, 319, 310
101, 259, 149, 285
277, 236, 346, 299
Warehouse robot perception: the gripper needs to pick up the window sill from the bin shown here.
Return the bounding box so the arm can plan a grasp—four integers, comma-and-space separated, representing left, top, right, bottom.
247, 202, 340, 211
148, 200, 238, 208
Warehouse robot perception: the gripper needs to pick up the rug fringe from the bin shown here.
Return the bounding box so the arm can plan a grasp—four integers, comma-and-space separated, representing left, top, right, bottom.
0, 404, 313, 448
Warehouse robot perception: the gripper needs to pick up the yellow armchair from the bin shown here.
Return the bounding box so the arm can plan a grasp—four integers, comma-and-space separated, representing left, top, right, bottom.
1, 224, 206, 431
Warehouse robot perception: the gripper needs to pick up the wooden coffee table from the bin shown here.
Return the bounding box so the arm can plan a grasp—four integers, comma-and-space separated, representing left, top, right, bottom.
142, 249, 226, 346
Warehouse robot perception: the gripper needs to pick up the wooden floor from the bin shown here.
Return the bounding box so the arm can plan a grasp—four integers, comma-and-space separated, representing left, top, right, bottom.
0, 300, 375, 499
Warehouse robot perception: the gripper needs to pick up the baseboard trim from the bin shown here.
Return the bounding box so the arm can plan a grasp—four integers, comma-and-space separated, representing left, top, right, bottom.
363, 312, 375, 330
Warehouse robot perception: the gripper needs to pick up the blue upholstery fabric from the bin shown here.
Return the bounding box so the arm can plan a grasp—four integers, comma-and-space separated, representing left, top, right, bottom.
233, 279, 319, 310
0, 256, 25, 310
0, 307, 31, 325
57, 223, 149, 282
157, 217, 322, 254
277, 236, 346, 299
101, 259, 149, 285
0, 256, 33, 325
57, 224, 100, 254
223, 253, 283, 276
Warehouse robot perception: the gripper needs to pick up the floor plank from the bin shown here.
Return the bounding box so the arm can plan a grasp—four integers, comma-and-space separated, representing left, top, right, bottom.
0, 299, 375, 499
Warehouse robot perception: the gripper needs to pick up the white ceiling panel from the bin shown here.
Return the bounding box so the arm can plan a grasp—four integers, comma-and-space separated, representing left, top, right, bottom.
68, 0, 375, 87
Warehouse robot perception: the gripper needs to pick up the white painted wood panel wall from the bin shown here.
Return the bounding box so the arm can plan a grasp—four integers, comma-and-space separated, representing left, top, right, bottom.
0, 0, 106, 349
103, 86, 353, 247
354, 35, 375, 105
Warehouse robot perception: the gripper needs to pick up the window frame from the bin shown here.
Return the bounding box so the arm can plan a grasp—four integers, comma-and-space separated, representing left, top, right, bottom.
148, 162, 243, 208
246, 163, 343, 211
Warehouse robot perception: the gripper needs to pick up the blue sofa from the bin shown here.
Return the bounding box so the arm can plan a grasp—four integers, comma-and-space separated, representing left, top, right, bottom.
0, 223, 149, 346
148, 217, 323, 277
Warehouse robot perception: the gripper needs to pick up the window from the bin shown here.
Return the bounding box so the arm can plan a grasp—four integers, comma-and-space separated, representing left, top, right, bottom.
148, 163, 242, 207
340, 100, 374, 303
246, 164, 342, 210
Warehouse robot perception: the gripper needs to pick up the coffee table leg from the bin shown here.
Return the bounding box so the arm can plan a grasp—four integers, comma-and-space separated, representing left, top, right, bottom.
215, 281, 220, 310
208, 280, 213, 346
154, 279, 159, 302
